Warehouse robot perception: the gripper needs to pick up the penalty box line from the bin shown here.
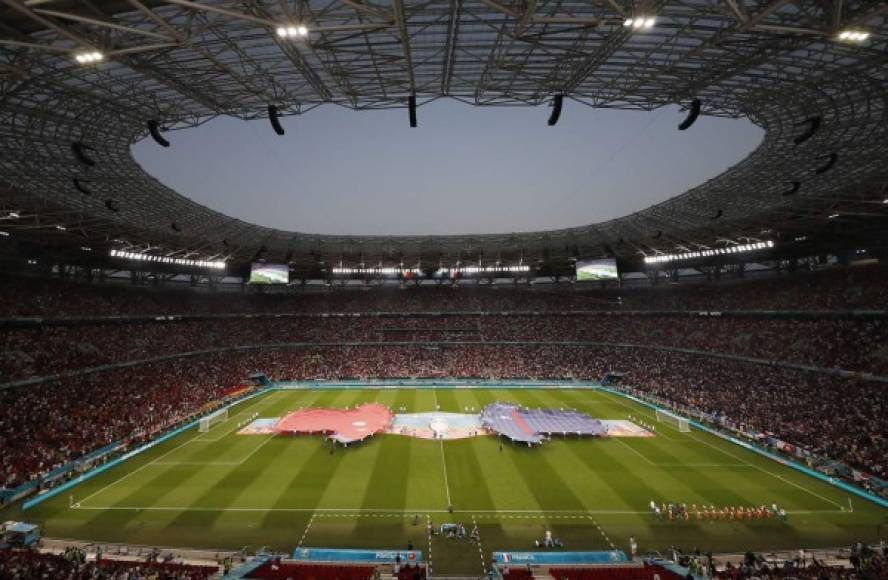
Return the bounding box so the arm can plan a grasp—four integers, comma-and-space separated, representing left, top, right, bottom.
73, 394, 279, 508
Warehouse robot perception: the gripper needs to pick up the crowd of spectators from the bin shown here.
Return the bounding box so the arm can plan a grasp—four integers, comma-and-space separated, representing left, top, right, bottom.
1, 263, 887, 318
0, 547, 218, 579
3, 315, 888, 383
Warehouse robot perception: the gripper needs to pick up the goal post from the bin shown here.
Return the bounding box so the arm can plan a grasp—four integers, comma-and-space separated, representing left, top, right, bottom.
655, 409, 691, 433
199, 408, 228, 433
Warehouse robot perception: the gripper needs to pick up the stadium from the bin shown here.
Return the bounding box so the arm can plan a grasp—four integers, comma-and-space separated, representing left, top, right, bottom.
1, 0, 888, 578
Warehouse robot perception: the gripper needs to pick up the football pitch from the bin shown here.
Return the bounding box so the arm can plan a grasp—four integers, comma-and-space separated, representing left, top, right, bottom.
22, 387, 888, 575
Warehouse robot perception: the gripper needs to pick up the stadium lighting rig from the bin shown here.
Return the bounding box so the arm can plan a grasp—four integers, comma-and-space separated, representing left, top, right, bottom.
276, 24, 309, 39
74, 50, 104, 65
644, 241, 774, 264
623, 16, 656, 29
836, 29, 870, 43
332, 266, 421, 275
454, 265, 531, 274
110, 249, 226, 270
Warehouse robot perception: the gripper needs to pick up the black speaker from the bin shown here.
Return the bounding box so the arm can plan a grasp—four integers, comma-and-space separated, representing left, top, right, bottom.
678, 99, 701, 130
71, 142, 96, 167
104, 199, 120, 212
408, 95, 417, 128
815, 152, 837, 174
73, 178, 92, 195
710, 208, 723, 220
171, 222, 181, 232
147, 120, 171, 147
781, 181, 802, 196
793, 116, 821, 145
547, 95, 563, 126
268, 105, 285, 136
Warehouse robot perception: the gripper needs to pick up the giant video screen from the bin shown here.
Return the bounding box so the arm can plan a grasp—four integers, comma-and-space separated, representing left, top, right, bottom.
576, 258, 619, 281
249, 262, 289, 285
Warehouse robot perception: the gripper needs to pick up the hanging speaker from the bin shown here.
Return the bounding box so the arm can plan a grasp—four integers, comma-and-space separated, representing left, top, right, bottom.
73, 178, 92, 195
147, 120, 170, 147
710, 209, 723, 220
781, 181, 802, 196
793, 116, 821, 145
105, 199, 119, 212
171, 222, 182, 232
268, 105, 285, 136
678, 99, 701, 130
815, 152, 838, 174
71, 142, 97, 167
408, 95, 417, 128
547, 95, 563, 126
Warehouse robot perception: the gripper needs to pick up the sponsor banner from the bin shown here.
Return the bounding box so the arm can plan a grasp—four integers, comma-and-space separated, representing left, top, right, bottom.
291, 548, 422, 563
494, 551, 628, 565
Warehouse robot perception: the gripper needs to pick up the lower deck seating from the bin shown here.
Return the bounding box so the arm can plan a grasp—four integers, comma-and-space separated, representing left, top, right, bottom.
247, 559, 376, 580
549, 564, 683, 580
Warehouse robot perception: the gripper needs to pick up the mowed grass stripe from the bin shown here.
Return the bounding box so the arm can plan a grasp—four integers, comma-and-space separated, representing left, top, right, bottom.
259, 389, 366, 531
353, 390, 416, 538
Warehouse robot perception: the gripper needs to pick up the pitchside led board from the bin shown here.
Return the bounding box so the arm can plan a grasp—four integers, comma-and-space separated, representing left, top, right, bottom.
249, 262, 289, 284
575, 258, 619, 282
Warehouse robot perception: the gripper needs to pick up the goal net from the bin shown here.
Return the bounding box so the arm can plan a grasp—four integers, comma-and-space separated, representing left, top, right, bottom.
199, 408, 228, 433
655, 409, 691, 433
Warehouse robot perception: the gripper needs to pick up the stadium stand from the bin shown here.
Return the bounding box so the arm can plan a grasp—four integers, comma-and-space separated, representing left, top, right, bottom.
548, 564, 683, 580
1, 266, 886, 499
0, 547, 219, 579
245, 559, 376, 579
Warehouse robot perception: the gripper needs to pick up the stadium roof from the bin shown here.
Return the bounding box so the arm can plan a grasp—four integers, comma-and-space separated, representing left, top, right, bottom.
0, 0, 887, 268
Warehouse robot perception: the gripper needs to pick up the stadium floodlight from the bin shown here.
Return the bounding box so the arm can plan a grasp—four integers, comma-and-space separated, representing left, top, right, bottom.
109, 249, 226, 270
276, 24, 309, 39
644, 241, 774, 264
332, 266, 421, 276
882, 199, 888, 204
624, 16, 655, 29
828, 213, 840, 219
7, 212, 19, 218
55, 224, 66, 231
837, 29, 869, 43
0, 231, 9, 237
74, 50, 104, 64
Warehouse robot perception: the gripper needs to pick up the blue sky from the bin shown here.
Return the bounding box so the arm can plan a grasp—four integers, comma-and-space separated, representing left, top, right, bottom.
133, 99, 762, 236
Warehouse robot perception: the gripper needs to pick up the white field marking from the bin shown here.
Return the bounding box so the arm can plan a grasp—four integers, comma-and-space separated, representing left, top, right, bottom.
613, 438, 655, 465
297, 512, 315, 548
613, 438, 747, 468
597, 395, 682, 441
153, 433, 277, 467
426, 514, 434, 576
75, 394, 278, 507
687, 432, 844, 510
602, 392, 845, 510
193, 392, 283, 442
587, 516, 617, 550
471, 514, 486, 574
439, 439, 453, 508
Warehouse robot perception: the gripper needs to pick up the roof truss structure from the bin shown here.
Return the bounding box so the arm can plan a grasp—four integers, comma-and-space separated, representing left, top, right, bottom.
0, 0, 886, 267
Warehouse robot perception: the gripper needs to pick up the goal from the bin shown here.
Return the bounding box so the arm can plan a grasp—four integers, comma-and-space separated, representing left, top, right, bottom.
199, 408, 228, 433
655, 409, 691, 433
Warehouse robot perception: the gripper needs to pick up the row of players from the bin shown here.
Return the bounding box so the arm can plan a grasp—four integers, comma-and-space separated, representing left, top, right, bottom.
650, 500, 788, 521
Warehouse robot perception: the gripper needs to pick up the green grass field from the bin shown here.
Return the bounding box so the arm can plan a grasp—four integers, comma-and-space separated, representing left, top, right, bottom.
17, 388, 888, 575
